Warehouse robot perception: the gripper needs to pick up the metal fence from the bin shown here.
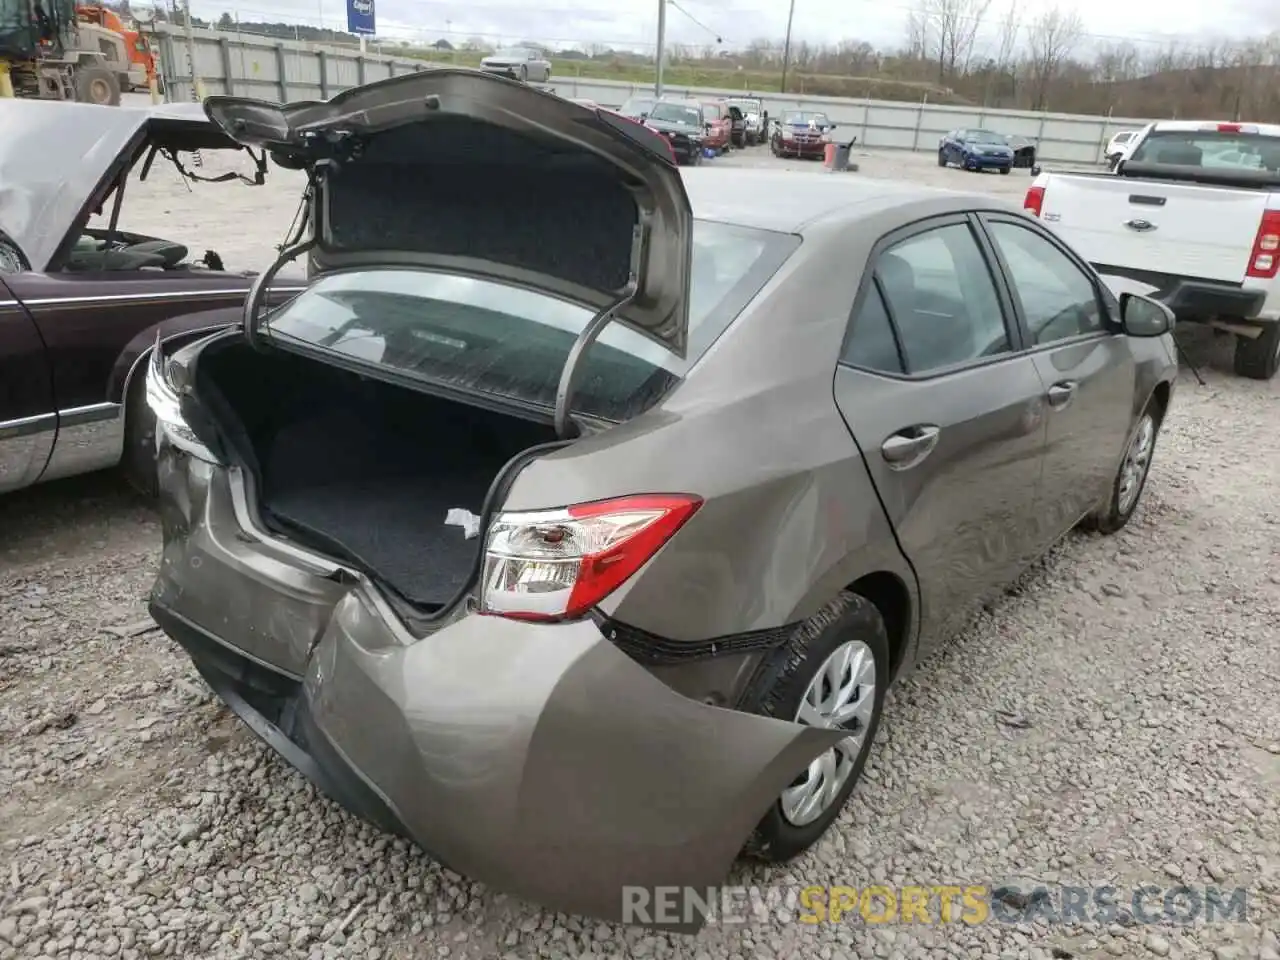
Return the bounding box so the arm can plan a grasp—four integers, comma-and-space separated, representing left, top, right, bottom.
154, 25, 1150, 165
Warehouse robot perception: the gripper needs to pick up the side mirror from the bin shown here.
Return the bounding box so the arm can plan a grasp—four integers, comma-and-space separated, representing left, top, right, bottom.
704, 122, 713, 132
639, 112, 648, 120
828, 123, 838, 130
1030, 163, 1042, 176
1119, 292, 1174, 337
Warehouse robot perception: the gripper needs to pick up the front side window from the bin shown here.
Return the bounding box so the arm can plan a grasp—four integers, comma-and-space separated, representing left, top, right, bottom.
874, 223, 1010, 374
986, 221, 1104, 345
704, 104, 721, 121
263, 221, 798, 422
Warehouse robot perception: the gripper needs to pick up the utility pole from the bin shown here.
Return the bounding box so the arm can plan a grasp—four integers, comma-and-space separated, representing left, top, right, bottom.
180, 0, 203, 100
654, 0, 666, 98
779, 0, 796, 94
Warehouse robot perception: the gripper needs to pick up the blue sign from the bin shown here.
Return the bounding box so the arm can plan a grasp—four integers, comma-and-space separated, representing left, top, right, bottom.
346, 0, 375, 35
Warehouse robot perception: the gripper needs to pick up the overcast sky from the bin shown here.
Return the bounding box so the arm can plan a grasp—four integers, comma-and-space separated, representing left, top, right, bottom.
193, 0, 1272, 57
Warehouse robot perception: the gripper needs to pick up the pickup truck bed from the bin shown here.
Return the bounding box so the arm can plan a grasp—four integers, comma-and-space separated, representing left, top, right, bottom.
1023, 120, 1280, 380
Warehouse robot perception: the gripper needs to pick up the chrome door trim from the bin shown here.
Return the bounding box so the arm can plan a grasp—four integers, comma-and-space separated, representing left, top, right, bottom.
0, 412, 57, 493
41, 402, 125, 482
0, 286, 308, 310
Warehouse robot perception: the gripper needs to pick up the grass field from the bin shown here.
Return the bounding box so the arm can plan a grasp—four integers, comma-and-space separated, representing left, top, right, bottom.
392, 47, 967, 103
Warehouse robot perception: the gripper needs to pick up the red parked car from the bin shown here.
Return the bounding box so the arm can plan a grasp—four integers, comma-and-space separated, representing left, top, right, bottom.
698, 99, 733, 153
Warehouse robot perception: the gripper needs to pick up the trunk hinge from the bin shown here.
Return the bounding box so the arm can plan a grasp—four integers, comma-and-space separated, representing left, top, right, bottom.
553, 284, 638, 440
243, 164, 326, 350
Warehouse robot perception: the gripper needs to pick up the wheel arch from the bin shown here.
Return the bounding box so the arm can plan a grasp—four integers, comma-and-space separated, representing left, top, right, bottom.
845, 570, 915, 679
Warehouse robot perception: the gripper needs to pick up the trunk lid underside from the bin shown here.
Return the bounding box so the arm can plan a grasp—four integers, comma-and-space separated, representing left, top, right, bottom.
202, 69, 696, 356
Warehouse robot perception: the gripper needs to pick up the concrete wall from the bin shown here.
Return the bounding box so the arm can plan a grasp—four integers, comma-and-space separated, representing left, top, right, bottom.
154, 25, 1150, 165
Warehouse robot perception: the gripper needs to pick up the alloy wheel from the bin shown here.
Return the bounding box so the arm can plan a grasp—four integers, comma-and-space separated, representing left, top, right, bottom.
1117, 413, 1155, 516
780, 639, 877, 827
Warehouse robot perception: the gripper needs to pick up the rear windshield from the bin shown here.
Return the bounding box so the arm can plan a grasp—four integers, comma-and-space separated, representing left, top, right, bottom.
1128, 130, 1280, 171
263, 221, 799, 423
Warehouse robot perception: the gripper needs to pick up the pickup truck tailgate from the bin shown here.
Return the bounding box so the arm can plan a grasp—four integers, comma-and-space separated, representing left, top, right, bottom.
1043, 176, 1267, 284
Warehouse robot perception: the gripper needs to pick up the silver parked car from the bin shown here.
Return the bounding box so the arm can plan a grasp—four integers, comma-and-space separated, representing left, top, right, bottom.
146, 70, 1178, 932
478, 46, 551, 83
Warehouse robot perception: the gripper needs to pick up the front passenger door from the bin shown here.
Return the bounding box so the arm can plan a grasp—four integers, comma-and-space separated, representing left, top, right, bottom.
979, 215, 1135, 544
833, 216, 1048, 654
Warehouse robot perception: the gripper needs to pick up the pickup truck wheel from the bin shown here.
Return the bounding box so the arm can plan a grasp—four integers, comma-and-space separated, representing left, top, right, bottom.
937, 149, 946, 167
120, 361, 159, 499
999, 167, 1011, 175
1082, 399, 1165, 535
1232, 322, 1280, 380
739, 591, 888, 864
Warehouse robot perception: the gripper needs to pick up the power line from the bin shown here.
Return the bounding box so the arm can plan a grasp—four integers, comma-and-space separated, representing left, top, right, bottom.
667, 0, 727, 44
191, 0, 1264, 54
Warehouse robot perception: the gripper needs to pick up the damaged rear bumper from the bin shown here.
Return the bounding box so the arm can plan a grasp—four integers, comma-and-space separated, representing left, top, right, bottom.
150, 457, 846, 931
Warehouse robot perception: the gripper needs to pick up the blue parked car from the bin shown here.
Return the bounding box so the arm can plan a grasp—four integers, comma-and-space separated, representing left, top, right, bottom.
938, 128, 1015, 174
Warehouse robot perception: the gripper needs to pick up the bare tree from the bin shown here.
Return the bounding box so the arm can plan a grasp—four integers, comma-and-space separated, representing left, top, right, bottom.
907, 0, 993, 82
1024, 5, 1083, 110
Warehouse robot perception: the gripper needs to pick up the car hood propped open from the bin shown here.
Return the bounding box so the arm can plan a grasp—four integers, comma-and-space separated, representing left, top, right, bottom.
203, 70, 696, 356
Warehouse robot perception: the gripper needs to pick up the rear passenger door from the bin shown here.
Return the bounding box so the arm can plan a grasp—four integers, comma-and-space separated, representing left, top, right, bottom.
833, 215, 1049, 653
978, 214, 1135, 544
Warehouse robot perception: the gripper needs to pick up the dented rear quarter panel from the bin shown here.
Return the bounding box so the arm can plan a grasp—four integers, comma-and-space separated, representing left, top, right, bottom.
503, 209, 923, 657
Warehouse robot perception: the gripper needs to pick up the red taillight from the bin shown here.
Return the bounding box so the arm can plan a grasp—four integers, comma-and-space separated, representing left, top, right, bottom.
1247, 209, 1280, 279
479, 494, 702, 621
1024, 185, 1045, 217
1217, 123, 1243, 133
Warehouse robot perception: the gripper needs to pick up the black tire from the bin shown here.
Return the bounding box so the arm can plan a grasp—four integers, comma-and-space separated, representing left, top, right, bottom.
1082, 396, 1165, 535
518, 65, 528, 82
739, 591, 889, 863
120, 360, 159, 498
1232, 322, 1280, 380
770, 140, 779, 157
937, 149, 946, 167
999, 167, 1011, 175
74, 64, 121, 106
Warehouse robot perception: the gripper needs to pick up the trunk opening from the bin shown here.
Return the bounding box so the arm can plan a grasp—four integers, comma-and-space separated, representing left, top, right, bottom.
193, 339, 560, 610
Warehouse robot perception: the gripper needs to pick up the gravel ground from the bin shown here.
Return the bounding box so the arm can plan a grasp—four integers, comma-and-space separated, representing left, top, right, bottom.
2, 136, 1279, 960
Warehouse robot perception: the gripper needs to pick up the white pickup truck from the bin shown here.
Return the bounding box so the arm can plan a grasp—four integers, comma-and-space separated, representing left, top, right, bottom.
1023, 120, 1280, 379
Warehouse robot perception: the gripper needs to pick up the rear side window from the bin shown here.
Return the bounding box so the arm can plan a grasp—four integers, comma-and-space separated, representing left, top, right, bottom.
874, 223, 1010, 374
841, 283, 904, 374
262, 221, 799, 423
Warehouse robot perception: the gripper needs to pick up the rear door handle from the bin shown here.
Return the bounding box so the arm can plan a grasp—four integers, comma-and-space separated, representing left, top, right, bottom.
881, 425, 941, 468
1047, 381, 1077, 410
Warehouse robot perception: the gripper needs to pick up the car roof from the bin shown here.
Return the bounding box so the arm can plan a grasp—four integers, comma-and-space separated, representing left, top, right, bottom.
682, 168, 1016, 233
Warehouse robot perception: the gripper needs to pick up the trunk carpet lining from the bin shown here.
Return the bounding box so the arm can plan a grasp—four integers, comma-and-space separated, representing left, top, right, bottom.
197, 343, 556, 609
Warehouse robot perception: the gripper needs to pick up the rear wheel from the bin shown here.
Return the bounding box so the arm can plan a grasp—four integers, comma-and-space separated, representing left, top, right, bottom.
1233, 321, 1280, 380
518, 65, 528, 82
937, 149, 946, 167
739, 592, 888, 863
999, 167, 1010, 175
74, 64, 121, 106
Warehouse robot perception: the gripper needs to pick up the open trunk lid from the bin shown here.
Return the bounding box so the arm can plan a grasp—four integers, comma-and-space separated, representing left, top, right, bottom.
203, 70, 695, 356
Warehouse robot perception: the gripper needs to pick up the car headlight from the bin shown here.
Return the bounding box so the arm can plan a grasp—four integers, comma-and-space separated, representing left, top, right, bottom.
146, 335, 220, 462
782, 130, 794, 140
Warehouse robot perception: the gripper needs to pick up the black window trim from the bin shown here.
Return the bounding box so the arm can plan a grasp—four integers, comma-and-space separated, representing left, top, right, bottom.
837, 211, 1026, 382
973, 210, 1119, 354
